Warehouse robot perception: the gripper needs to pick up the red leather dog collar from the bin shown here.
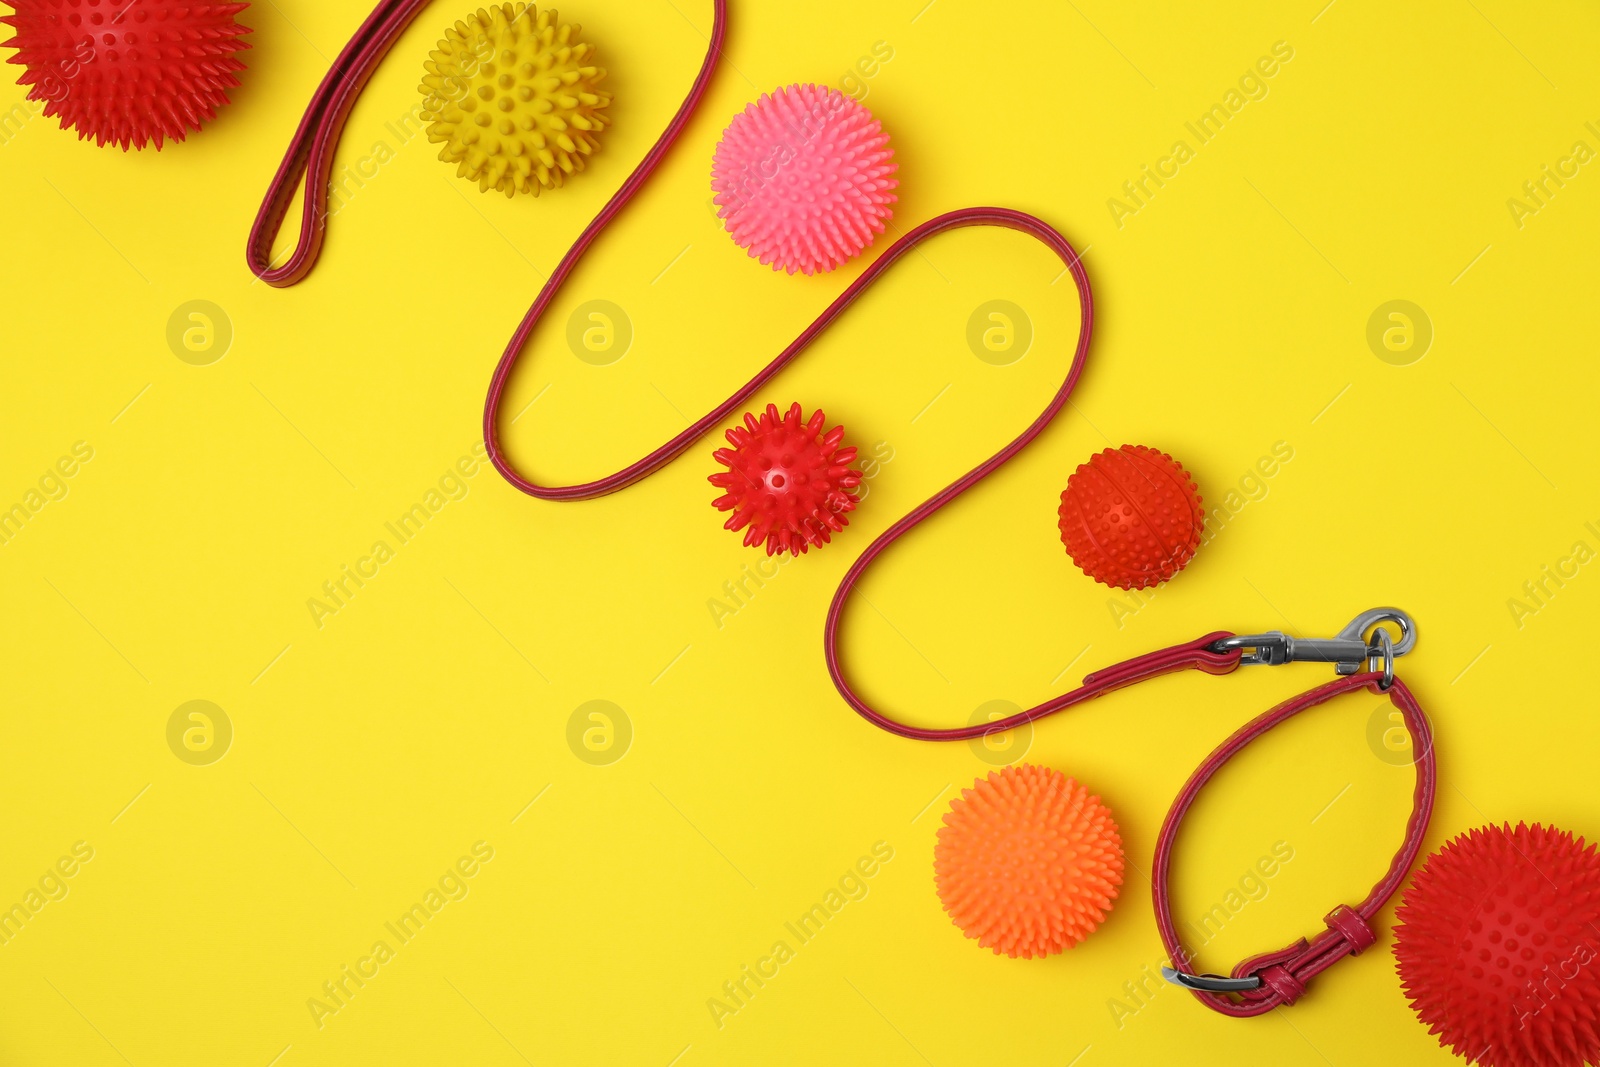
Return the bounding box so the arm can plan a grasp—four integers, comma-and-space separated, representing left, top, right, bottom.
1153, 669, 1437, 1017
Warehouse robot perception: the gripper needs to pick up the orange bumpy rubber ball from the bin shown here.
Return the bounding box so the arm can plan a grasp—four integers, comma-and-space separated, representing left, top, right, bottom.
1058, 444, 1203, 590
934, 763, 1124, 959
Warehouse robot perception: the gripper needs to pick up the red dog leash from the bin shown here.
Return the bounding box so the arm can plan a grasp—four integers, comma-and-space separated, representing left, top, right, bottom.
247, 0, 1437, 1016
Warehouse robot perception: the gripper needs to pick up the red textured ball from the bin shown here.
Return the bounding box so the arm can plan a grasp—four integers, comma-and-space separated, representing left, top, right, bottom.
2, 0, 251, 150
1057, 444, 1203, 590
1394, 823, 1600, 1067
709, 402, 861, 557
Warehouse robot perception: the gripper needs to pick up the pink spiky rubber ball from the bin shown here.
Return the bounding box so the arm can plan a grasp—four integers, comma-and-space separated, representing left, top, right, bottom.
1394, 822, 1600, 1067
709, 402, 861, 556
1058, 445, 1204, 590
2, 0, 251, 150
934, 764, 1124, 959
711, 83, 897, 275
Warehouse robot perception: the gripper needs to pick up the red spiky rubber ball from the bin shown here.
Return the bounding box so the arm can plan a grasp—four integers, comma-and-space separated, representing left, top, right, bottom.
2, 0, 250, 150
1394, 823, 1600, 1067
710, 402, 861, 557
934, 764, 1124, 959
711, 83, 898, 275
1057, 444, 1204, 590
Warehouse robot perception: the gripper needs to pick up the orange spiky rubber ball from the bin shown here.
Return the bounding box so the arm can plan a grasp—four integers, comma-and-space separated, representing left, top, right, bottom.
1058, 444, 1204, 590
934, 764, 1124, 959
1394, 823, 1600, 1067
709, 402, 861, 557
2, 0, 251, 150
419, 3, 610, 197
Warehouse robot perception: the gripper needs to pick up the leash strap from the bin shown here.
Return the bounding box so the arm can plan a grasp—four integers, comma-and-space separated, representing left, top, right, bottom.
829, 630, 1243, 742
248, 0, 1438, 1016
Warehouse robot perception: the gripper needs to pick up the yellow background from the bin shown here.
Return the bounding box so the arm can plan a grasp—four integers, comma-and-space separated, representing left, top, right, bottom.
3, 0, 1598, 1063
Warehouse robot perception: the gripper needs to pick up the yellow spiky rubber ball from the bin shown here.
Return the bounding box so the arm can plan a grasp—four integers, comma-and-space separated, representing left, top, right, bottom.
419, 3, 610, 197
934, 764, 1124, 959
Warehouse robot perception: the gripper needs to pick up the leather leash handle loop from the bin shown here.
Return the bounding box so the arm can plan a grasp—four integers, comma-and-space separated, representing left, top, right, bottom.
247, 0, 436, 286
1151, 673, 1437, 1018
